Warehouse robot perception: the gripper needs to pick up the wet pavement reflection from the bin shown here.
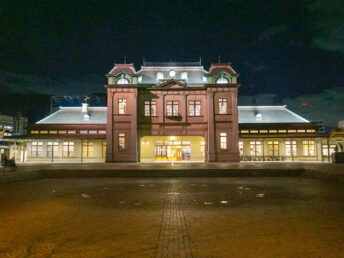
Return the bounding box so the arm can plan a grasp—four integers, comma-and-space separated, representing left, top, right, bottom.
0, 177, 343, 257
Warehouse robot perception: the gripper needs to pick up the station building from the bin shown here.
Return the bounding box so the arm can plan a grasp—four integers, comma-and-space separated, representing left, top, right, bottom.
7, 61, 338, 163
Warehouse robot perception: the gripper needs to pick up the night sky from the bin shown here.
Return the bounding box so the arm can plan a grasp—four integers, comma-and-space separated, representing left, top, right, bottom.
0, 0, 343, 127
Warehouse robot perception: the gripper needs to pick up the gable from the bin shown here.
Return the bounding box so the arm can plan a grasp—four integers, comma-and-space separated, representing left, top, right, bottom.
156, 79, 188, 89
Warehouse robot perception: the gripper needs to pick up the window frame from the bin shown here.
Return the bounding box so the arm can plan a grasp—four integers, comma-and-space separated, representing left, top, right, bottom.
189, 100, 201, 116
303, 141, 315, 156
118, 133, 126, 151
144, 100, 157, 117
117, 78, 129, 84
62, 141, 74, 157
118, 98, 127, 115
166, 101, 179, 117
218, 98, 228, 114
220, 132, 227, 150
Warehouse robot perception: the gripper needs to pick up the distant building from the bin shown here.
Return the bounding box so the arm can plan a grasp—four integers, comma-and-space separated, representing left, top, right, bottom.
6, 61, 341, 163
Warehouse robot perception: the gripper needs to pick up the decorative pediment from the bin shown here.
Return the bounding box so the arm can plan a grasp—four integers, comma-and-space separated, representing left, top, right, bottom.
156, 79, 188, 89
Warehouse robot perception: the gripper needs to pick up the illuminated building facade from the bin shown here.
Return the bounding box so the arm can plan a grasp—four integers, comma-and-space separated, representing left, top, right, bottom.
7, 61, 340, 163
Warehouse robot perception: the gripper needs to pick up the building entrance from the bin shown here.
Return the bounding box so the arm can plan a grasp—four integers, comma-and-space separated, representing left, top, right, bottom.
140, 136, 204, 162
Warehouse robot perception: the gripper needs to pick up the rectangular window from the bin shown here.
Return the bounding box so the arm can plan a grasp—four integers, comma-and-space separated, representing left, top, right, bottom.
47, 142, 58, 157
303, 141, 315, 156
118, 133, 125, 150
239, 141, 244, 156
82, 141, 94, 157
250, 141, 262, 156
166, 101, 178, 116
189, 101, 201, 116
31, 141, 43, 157
144, 101, 156, 116
218, 98, 227, 114
102, 141, 107, 157
98, 130, 106, 134
268, 141, 279, 156
322, 144, 336, 156
80, 130, 88, 134
220, 133, 227, 150
118, 99, 127, 115
62, 141, 74, 157
285, 141, 297, 156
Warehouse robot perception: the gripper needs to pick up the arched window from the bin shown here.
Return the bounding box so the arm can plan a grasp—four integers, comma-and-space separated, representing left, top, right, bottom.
181, 72, 188, 80
216, 77, 229, 84
157, 72, 164, 80
117, 78, 129, 84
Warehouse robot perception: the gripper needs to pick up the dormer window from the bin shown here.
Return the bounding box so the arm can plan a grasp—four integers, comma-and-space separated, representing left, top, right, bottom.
157, 72, 164, 80
216, 77, 228, 84
138, 76, 142, 83
169, 70, 176, 77
181, 72, 188, 80
117, 78, 129, 84
256, 113, 262, 120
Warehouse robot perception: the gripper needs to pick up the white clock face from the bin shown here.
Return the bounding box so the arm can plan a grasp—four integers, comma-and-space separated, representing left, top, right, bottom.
169, 70, 176, 77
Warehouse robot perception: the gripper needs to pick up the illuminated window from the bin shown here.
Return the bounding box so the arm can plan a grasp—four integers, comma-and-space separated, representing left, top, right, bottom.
82, 141, 94, 157
62, 142, 74, 157
268, 141, 279, 156
169, 70, 176, 77
307, 129, 316, 133
80, 130, 88, 134
216, 77, 228, 84
181, 72, 188, 80
138, 76, 142, 83
269, 130, 277, 133
241, 130, 249, 134
220, 133, 227, 150
157, 72, 164, 80
322, 145, 336, 156
189, 100, 201, 116
31, 130, 39, 134
278, 130, 287, 133
47, 142, 58, 157
260, 130, 268, 133
59, 130, 66, 134
250, 130, 259, 133
250, 141, 262, 156
98, 130, 106, 134
285, 141, 297, 156
117, 78, 129, 84
239, 141, 244, 156
40, 130, 48, 134
67, 130, 76, 134
166, 101, 178, 116
288, 129, 296, 133
31, 141, 43, 157
49, 130, 57, 134
200, 141, 205, 158
89, 130, 97, 134
118, 133, 125, 150
218, 98, 227, 114
297, 129, 306, 133
144, 101, 157, 116
118, 99, 127, 114
303, 141, 315, 156
102, 141, 107, 157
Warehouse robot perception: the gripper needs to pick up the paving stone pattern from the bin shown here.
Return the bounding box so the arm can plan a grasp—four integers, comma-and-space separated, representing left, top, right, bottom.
156, 182, 193, 258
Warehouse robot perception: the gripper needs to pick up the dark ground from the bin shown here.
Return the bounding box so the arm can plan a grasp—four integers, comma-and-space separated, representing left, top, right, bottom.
0, 177, 343, 257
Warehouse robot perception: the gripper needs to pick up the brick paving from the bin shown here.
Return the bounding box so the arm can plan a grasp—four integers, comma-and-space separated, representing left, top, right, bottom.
156, 182, 193, 258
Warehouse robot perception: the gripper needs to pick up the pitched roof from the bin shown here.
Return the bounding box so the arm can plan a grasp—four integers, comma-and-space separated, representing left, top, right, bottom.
36, 107, 107, 124
208, 63, 238, 76
36, 106, 310, 125
238, 106, 310, 124
107, 64, 136, 76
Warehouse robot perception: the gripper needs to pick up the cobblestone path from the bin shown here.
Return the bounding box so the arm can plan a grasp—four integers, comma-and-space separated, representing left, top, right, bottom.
156, 182, 193, 258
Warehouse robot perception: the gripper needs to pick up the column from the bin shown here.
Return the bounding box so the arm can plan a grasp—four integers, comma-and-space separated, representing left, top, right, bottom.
207, 92, 215, 162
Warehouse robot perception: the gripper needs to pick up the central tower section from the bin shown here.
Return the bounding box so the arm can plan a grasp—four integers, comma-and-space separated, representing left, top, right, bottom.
105, 61, 240, 162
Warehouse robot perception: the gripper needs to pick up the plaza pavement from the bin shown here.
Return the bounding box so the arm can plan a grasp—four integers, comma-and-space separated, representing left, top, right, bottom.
1, 161, 344, 183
